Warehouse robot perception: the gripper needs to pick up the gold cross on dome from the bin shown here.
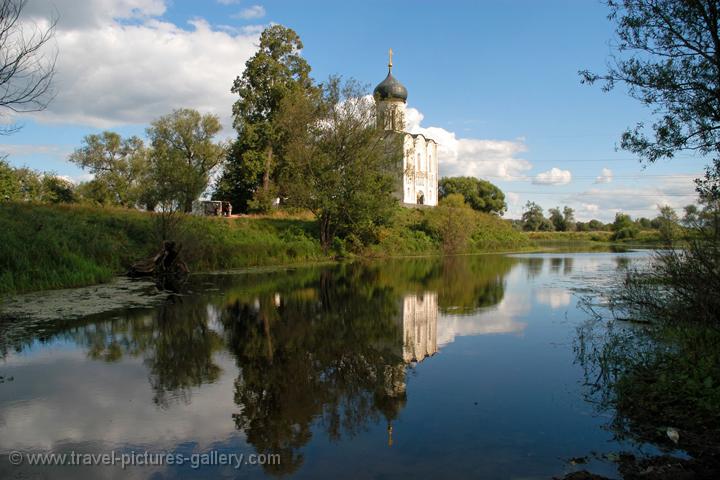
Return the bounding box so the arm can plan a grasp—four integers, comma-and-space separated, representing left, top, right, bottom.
388, 48, 393, 69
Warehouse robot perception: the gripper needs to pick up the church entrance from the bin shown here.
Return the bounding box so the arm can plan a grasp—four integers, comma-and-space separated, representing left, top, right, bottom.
416, 192, 424, 205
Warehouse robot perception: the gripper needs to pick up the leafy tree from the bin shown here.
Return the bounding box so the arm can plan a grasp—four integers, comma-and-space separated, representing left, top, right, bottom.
581, 0, 720, 201
612, 212, 638, 240
521, 201, 552, 231
13, 166, 42, 201
656, 204, 680, 244
549, 206, 576, 232
563, 206, 576, 231
69, 132, 150, 208
75, 179, 116, 206
428, 194, 476, 254
278, 77, 398, 252
0, 158, 18, 200
40, 175, 76, 204
438, 176, 507, 215
548, 207, 564, 231
587, 219, 606, 231
635, 217, 652, 229
683, 199, 720, 240
216, 25, 315, 212
147, 109, 225, 213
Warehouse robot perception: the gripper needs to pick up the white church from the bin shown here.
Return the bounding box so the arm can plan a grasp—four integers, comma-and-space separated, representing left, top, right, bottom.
373, 50, 439, 207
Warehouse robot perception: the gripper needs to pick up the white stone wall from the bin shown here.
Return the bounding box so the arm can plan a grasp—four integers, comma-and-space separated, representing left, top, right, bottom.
402, 134, 438, 206
377, 99, 406, 132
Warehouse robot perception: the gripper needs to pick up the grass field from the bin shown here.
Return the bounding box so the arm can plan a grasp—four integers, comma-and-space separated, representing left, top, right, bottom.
0, 203, 534, 294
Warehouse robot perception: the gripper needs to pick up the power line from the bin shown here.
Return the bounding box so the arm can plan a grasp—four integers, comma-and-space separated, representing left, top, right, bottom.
505, 191, 697, 196
478, 173, 701, 180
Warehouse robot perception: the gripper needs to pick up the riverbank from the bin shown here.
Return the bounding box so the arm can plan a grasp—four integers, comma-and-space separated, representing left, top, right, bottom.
524, 230, 663, 244
0, 202, 530, 294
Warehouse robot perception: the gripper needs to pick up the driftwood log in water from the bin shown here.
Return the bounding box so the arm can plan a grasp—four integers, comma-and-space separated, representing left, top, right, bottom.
128, 241, 189, 290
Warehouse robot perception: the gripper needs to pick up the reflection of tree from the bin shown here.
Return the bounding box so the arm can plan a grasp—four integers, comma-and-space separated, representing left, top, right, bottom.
550, 257, 563, 273
574, 317, 720, 460
1, 297, 224, 408
525, 257, 544, 278
221, 264, 405, 475
145, 298, 223, 407
369, 255, 515, 315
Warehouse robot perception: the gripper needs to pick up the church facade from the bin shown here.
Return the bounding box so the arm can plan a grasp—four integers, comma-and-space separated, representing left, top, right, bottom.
373, 51, 439, 207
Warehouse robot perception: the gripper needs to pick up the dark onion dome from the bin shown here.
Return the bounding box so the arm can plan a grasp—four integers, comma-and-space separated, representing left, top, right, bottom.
373, 68, 408, 103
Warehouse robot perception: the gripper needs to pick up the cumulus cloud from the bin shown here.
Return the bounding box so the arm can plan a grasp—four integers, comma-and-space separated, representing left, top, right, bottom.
405, 107, 531, 180
232, 5, 266, 19
532, 167, 572, 185
595, 167, 613, 184
20, 1, 262, 130
22, 0, 167, 28
0, 144, 72, 157
567, 177, 697, 221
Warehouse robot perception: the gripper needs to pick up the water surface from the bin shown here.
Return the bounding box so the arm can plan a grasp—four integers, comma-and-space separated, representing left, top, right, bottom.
0, 251, 653, 479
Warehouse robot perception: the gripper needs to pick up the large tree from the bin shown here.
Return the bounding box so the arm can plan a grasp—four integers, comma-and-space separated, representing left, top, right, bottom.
216, 25, 315, 212
548, 205, 576, 232
0, 0, 56, 134
521, 201, 553, 231
581, 0, 720, 200
69, 132, 150, 208
438, 176, 507, 215
278, 77, 399, 252
147, 109, 225, 213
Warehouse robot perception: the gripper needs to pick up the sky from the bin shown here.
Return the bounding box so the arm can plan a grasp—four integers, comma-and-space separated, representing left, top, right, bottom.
1, 0, 708, 221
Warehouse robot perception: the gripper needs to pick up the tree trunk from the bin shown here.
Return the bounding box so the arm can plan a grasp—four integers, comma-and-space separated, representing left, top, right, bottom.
263, 146, 273, 193
319, 214, 333, 254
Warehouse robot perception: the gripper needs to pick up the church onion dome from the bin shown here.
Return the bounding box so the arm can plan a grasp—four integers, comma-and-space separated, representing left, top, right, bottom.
373, 69, 408, 103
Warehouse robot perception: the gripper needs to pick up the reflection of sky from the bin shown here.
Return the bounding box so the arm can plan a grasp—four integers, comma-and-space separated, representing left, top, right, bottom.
437, 265, 530, 347
0, 252, 656, 479
0, 350, 242, 451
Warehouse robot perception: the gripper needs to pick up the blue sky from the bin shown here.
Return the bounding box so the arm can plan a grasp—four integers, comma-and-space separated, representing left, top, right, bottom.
2, 0, 706, 221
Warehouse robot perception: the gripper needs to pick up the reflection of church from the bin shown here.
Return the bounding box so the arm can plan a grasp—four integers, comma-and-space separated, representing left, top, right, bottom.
374, 50, 439, 207
399, 292, 438, 363
380, 292, 439, 446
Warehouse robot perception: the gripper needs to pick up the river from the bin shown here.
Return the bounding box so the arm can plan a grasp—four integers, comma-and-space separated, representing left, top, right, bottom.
0, 250, 663, 479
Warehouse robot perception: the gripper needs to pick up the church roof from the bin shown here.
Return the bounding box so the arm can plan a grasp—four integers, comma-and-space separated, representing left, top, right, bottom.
373, 69, 408, 103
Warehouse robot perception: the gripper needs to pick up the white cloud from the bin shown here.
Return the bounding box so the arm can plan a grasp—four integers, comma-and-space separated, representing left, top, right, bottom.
217, 0, 242, 4
23, 0, 167, 28
0, 144, 72, 158
567, 177, 697, 222
405, 107, 532, 180
20, 1, 263, 130
595, 167, 613, 184
532, 167, 572, 185
232, 5, 266, 20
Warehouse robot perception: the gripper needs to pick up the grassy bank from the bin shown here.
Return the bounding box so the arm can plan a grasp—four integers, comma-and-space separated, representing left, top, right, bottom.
524, 230, 663, 244
0, 202, 530, 294
0, 203, 325, 294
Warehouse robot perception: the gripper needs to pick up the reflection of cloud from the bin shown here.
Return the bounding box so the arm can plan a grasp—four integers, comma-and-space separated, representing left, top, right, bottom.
535, 288, 572, 308
0, 350, 241, 451
437, 290, 529, 346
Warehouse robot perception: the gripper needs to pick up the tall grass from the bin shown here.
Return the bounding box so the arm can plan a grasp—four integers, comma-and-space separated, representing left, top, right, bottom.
0, 203, 325, 294
1, 202, 532, 294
